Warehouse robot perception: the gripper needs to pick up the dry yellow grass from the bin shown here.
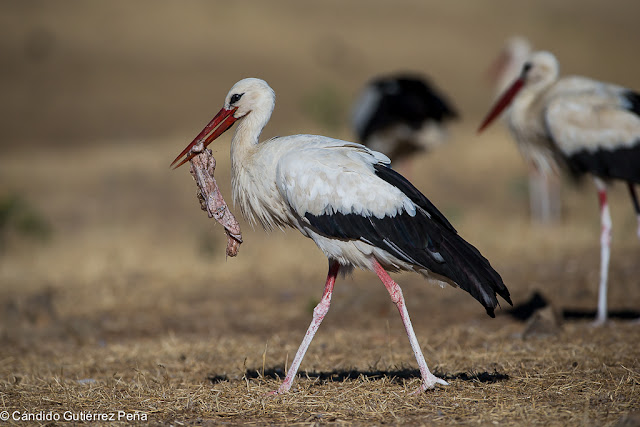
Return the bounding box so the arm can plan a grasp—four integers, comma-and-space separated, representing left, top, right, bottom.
1, 1, 640, 425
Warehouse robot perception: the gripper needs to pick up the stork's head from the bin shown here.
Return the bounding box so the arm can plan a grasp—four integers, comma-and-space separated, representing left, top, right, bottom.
487, 36, 532, 88
171, 78, 276, 169
521, 51, 559, 88
225, 78, 276, 119
478, 51, 559, 133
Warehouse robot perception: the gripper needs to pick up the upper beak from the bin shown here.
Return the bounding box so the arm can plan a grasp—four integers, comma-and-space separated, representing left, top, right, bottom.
477, 77, 525, 133
171, 106, 239, 169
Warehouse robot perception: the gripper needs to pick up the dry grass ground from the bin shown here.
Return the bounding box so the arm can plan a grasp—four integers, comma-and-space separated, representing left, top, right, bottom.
1, 1, 640, 425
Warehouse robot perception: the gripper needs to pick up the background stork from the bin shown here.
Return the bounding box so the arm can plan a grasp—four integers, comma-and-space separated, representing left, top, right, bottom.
478, 51, 640, 325
173, 78, 511, 394
487, 37, 564, 224
351, 73, 458, 174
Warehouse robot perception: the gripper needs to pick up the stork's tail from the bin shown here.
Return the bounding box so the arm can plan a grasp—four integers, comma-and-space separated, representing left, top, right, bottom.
438, 230, 512, 317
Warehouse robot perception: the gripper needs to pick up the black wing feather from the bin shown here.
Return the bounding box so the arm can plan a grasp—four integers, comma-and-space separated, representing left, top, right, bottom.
566, 145, 640, 183
624, 90, 640, 116
304, 163, 512, 317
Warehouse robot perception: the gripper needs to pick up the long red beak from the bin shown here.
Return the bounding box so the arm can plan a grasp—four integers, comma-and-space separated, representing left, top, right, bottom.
170, 107, 239, 169
477, 77, 524, 133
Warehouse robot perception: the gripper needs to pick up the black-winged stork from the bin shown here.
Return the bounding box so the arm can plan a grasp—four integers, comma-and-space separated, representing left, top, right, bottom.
172, 78, 511, 394
478, 51, 640, 325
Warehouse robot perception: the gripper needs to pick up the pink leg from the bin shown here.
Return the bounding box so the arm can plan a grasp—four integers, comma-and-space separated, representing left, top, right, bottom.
270, 260, 340, 395
372, 259, 448, 393
594, 178, 611, 326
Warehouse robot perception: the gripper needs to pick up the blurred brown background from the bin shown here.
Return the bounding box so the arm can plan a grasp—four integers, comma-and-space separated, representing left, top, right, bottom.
2, 1, 639, 145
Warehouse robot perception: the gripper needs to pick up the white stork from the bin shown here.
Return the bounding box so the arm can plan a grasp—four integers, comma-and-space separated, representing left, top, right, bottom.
351, 73, 458, 171
172, 78, 511, 394
478, 51, 640, 325
488, 37, 563, 224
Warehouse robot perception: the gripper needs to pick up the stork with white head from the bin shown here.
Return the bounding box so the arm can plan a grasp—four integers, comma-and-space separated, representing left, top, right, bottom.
479, 51, 640, 325
173, 78, 511, 394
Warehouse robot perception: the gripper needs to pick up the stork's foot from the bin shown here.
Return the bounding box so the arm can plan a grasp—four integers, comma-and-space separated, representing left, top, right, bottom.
409, 373, 449, 395
591, 317, 608, 327
266, 380, 293, 396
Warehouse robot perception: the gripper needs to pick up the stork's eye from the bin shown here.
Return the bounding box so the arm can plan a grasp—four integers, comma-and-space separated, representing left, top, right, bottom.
521, 62, 532, 75
230, 93, 243, 104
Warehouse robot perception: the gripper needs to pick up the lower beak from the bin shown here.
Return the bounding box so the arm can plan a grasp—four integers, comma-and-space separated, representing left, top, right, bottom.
171, 107, 239, 169
477, 77, 524, 133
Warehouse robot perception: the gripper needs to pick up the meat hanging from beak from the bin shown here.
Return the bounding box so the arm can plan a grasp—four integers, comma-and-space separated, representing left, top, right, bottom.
174, 133, 243, 257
